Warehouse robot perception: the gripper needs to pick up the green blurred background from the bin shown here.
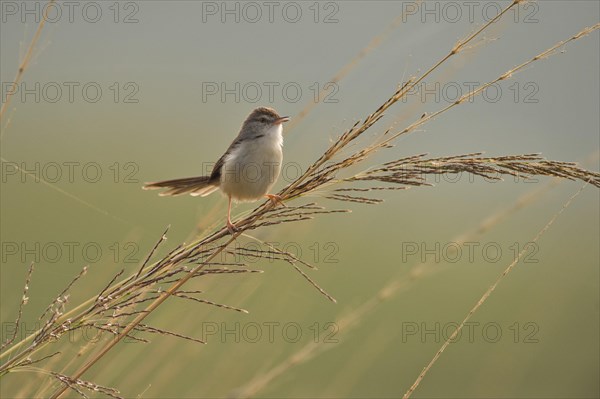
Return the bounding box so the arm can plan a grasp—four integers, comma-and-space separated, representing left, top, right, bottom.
1, 1, 598, 397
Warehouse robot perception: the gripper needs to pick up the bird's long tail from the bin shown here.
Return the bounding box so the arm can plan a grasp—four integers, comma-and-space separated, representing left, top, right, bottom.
143, 176, 219, 197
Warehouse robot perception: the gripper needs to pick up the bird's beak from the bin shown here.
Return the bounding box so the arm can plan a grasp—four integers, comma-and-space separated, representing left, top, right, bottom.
274, 116, 290, 125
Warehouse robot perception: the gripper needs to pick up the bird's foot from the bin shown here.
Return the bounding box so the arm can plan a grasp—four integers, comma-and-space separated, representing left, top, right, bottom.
227, 220, 239, 235
265, 194, 286, 208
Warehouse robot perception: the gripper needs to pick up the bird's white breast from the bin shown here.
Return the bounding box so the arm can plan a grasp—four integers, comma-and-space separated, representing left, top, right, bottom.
220, 124, 283, 201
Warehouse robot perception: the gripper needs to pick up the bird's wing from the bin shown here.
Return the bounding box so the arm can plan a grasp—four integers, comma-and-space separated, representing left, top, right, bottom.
209, 135, 247, 181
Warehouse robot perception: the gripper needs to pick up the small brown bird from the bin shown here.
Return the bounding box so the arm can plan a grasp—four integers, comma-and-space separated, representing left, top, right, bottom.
143, 107, 289, 233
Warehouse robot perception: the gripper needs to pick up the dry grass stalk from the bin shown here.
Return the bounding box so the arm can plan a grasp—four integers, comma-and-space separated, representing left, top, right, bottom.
51, 372, 122, 399
402, 183, 589, 398
344, 153, 600, 191
1, 263, 34, 350
39, 267, 88, 321
0, 0, 56, 123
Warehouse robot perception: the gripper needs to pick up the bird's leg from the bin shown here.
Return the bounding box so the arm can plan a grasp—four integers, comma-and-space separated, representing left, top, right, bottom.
226, 195, 238, 234
265, 194, 286, 208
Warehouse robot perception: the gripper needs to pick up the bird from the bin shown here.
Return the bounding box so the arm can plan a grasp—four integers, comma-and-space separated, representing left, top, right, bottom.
143, 107, 290, 233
